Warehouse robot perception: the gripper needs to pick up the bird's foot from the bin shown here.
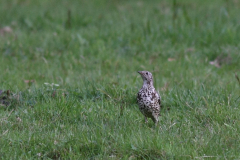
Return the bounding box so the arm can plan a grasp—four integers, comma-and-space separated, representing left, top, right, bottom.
145, 117, 148, 123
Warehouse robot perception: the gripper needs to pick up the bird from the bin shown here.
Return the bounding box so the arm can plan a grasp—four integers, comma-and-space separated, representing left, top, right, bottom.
137, 71, 161, 124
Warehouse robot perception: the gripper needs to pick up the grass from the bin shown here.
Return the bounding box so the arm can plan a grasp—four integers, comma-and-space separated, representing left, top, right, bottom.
0, 0, 240, 159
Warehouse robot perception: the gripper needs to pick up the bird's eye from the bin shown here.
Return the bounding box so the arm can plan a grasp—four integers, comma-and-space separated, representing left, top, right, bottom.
146, 72, 148, 75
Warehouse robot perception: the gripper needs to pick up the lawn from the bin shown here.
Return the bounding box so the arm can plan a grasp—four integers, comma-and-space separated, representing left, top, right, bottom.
0, 0, 240, 159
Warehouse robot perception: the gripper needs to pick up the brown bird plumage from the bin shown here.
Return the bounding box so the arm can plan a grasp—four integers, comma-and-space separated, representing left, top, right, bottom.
137, 71, 161, 124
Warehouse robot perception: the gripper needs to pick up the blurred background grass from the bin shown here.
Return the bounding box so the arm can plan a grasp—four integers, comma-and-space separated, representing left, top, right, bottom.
1, 0, 239, 89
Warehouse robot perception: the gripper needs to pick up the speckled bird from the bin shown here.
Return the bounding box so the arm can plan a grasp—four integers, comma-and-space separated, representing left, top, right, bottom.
137, 71, 161, 124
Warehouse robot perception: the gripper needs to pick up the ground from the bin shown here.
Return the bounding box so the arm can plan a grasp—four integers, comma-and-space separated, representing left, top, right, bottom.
0, 0, 240, 159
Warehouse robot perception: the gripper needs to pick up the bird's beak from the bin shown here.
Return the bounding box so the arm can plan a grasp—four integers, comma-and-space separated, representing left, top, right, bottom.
138, 71, 143, 75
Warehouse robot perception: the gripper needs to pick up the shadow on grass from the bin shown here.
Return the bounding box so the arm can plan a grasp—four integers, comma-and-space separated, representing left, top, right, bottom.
45, 142, 101, 159
131, 148, 173, 160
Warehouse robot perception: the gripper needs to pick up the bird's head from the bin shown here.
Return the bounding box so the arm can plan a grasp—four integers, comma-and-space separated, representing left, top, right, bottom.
138, 71, 153, 85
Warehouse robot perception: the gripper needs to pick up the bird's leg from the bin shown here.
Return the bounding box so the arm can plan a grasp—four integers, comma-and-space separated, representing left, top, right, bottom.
145, 117, 148, 123
151, 116, 159, 125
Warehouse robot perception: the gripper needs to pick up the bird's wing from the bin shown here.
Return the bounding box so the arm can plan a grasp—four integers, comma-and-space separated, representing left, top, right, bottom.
137, 92, 141, 103
156, 91, 162, 107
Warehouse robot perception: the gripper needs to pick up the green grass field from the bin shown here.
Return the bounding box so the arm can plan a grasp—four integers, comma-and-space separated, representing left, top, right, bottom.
1, 0, 240, 159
